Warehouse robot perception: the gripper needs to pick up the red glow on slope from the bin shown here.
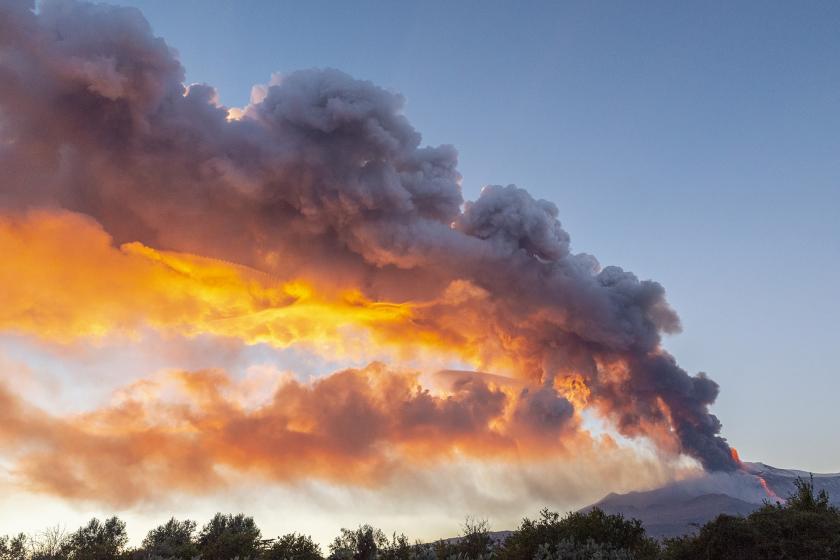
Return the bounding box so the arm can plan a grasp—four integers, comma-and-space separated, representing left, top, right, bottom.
731, 447, 781, 502
757, 476, 781, 501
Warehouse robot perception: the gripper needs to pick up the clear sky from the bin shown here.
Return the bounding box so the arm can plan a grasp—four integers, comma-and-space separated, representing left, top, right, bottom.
1, 0, 839, 547
107, 0, 840, 471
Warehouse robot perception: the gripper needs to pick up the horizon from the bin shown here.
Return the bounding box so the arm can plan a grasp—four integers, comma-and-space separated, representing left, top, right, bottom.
0, 0, 838, 548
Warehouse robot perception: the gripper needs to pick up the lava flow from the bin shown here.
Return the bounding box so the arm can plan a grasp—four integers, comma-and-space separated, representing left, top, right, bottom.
731, 447, 782, 502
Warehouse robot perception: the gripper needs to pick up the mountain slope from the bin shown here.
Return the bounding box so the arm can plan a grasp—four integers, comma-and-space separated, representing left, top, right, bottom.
589, 492, 758, 539
586, 462, 840, 539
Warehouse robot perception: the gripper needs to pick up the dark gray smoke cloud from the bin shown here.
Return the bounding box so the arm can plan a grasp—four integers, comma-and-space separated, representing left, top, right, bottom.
0, 0, 737, 471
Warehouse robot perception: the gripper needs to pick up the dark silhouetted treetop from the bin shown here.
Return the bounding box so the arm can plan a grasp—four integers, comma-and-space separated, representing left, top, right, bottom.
499, 509, 658, 560
328, 526, 390, 560
198, 513, 262, 560
0, 534, 27, 560
61, 518, 128, 560
262, 533, 323, 560
141, 518, 198, 560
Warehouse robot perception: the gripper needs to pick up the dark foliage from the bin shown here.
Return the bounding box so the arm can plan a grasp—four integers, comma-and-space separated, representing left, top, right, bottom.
140, 518, 198, 560
431, 518, 493, 560
0, 534, 27, 560
661, 476, 840, 560
198, 514, 262, 560
376, 534, 412, 560
263, 533, 322, 560
328, 525, 394, 560
499, 508, 658, 560
61, 518, 129, 560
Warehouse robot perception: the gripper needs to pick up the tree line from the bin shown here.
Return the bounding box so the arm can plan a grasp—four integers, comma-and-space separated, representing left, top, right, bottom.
2, 477, 838, 560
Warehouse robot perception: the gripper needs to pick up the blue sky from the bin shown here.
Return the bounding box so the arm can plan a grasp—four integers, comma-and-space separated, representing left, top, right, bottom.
107, 0, 840, 471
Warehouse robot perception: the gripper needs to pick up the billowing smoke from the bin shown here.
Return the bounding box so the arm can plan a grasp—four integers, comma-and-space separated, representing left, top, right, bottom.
0, 0, 737, 496
0, 364, 585, 506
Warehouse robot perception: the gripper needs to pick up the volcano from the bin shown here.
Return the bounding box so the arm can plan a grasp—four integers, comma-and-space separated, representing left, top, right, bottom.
585, 462, 840, 539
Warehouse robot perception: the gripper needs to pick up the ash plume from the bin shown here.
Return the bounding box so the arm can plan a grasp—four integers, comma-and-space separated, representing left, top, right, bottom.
0, 0, 737, 481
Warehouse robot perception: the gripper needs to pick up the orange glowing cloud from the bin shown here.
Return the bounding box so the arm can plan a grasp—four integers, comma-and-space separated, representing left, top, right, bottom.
0, 210, 450, 358
0, 210, 717, 482
0, 210, 579, 377
0, 363, 584, 507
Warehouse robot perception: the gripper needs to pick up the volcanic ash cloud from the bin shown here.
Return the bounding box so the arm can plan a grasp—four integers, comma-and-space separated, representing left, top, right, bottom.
0, 0, 736, 504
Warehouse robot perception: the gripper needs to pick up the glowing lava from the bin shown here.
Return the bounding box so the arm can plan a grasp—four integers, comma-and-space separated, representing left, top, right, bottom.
757, 476, 781, 501
731, 447, 782, 502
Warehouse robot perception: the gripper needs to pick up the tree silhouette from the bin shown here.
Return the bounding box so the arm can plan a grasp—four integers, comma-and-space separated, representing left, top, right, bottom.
29, 526, 67, 560
786, 474, 833, 513
262, 533, 323, 560
60, 518, 128, 560
198, 514, 262, 560
0, 534, 27, 560
499, 508, 657, 560
141, 518, 198, 560
328, 526, 390, 560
